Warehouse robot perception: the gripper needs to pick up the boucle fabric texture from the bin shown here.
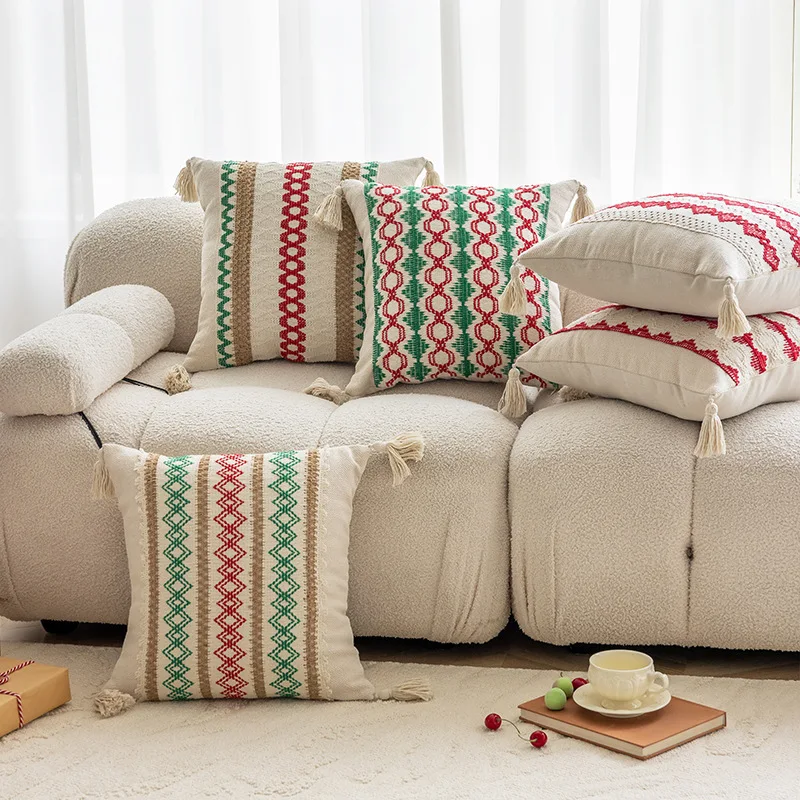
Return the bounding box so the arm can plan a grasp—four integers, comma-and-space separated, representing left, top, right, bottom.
519, 192, 800, 325
338, 178, 579, 398
515, 305, 800, 422
183, 157, 426, 371
102, 441, 390, 702
0, 285, 174, 416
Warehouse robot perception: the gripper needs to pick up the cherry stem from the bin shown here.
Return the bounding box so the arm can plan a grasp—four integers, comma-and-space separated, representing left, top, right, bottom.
501, 718, 530, 741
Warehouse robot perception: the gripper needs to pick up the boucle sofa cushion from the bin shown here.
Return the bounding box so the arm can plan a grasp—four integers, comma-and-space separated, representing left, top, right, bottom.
309, 178, 580, 403
513, 304, 800, 456
0, 286, 174, 416
518, 193, 800, 338
99, 437, 424, 706
180, 157, 428, 371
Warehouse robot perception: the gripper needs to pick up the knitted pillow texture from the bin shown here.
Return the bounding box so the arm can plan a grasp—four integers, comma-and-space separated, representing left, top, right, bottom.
511, 304, 800, 456
179, 156, 429, 371
94, 437, 427, 713
305, 178, 582, 403
518, 193, 800, 339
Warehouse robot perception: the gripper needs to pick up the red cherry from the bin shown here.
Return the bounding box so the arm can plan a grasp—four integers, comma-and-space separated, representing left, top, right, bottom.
529, 730, 548, 748
572, 677, 589, 691
484, 713, 502, 731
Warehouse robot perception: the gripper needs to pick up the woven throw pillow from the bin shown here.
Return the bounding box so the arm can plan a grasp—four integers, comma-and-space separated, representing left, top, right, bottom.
510, 304, 800, 457
305, 178, 583, 404
178, 157, 431, 371
518, 193, 800, 339
92, 436, 428, 714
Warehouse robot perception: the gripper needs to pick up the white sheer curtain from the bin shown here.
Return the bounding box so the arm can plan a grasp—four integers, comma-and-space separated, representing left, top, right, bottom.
0, 0, 794, 345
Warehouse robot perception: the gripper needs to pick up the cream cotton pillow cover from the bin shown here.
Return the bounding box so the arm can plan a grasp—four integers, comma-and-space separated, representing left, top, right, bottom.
508, 304, 800, 457
305, 178, 587, 408
177, 156, 434, 371
518, 192, 800, 339
92, 437, 429, 715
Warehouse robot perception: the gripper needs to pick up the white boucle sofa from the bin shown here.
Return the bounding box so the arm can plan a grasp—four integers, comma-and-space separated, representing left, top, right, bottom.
1, 198, 798, 651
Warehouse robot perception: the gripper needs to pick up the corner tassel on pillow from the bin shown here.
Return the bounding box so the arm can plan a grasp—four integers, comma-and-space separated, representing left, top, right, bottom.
694, 396, 726, 458
422, 160, 442, 187
375, 679, 433, 702
373, 432, 425, 486
558, 386, 593, 402
302, 377, 351, 405
313, 186, 344, 231
165, 364, 192, 395
716, 280, 751, 339
498, 264, 527, 316
94, 689, 136, 718
174, 161, 198, 202
92, 448, 114, 500
497, 367, 527, 419
570, 183, 595, 223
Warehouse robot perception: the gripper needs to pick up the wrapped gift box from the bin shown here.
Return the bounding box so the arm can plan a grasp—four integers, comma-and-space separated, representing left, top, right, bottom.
0, 657, 71, 738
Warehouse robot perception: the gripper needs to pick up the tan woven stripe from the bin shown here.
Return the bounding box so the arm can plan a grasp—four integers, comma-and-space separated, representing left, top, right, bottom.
144, 452, 161, 702
195, 455, 212, 699
250, 455, 268, 699
230, 161, 257, 366
303, 450, 321, 699
335, 162, 361, 362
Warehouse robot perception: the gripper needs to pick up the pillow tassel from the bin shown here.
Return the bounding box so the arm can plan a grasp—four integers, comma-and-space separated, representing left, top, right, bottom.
570, 183, 595, 223
694, 396, 726, 458
312, 186, 344, 231
497, 367, 527, 419
558, 386, 593, 402
173, 161, 198, 202
375, 679, 433, 702
372, 432, 425, 486
716, 280, 751, 339
303, 377, 351, 405
498, 264, 527, 316
165, 364, 192, 395
94, 689, 136, 718
91, 448, 115, 500
422, 160, 442, 187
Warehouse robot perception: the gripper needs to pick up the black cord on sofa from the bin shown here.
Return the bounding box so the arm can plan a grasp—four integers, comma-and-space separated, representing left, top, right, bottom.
122, 377, 168, 393
78, 411, 103, 449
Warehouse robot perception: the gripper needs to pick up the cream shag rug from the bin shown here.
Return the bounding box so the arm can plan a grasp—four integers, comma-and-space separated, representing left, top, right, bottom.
0, 643, 797, 799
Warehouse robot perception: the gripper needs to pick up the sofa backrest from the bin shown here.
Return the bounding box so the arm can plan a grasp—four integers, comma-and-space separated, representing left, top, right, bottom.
64, 197, 599, 354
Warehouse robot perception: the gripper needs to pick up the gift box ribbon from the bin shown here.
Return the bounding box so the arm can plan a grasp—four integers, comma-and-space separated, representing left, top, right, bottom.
0, 660, 35, 729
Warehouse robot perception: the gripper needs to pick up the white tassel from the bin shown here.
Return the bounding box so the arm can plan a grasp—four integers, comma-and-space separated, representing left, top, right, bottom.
94, 689, 135, 718
498, 264, 527, 316
570, 183, 595, 223
174, 161, 198, 202
694, 396, 726, 458
558, 386, 592, 402
92, 448, 114, 500
422, 160, 442, 187
497, 367, 527, 419
375, 679, 432, 702
313, 186, 344, 231
302, 378, 351, 405
373, 432, 425, 486
165, 364, 192, 395
716, 280, 751, 339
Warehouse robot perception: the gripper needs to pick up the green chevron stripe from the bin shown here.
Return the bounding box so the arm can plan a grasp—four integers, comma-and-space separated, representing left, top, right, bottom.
496, 187, 524, 370
448, 186, 478, 378
160, 454, 194, 700
400, 185, 431, 382
216, 161, 237, 368
351, 162, 380, 360
267, 451, 303, 698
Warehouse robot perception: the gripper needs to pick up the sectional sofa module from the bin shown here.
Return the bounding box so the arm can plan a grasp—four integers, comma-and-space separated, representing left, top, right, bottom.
1, 197, 798, 652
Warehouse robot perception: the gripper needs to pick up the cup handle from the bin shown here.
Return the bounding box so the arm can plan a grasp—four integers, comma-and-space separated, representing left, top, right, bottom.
647, 671, 669, 694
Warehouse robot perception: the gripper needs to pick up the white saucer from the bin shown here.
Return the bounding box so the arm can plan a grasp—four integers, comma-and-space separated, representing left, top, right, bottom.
572, 684, 672, 718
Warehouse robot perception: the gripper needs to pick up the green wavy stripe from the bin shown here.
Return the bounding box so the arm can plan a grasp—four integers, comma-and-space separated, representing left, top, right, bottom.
216, 161, 237, 368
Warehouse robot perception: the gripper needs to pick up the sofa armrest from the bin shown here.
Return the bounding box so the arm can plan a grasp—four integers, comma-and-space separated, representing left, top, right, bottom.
0, 285, 175, 416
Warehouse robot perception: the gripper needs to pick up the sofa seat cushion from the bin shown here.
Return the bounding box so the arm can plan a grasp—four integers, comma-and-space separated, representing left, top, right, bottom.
131, 351, 514, 411
510, 396, 800, 651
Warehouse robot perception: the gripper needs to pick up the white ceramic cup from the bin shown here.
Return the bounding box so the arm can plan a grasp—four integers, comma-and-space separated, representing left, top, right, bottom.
587, 650, 670, 710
